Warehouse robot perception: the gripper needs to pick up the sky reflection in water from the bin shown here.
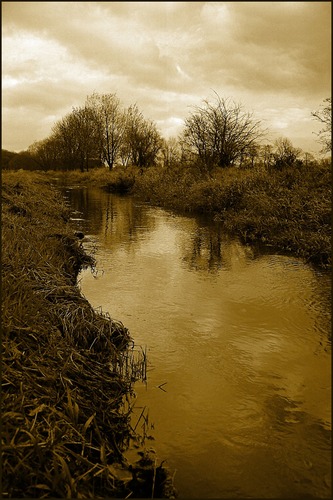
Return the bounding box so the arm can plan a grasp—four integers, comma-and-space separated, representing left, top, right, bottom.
63, 187, 331, 499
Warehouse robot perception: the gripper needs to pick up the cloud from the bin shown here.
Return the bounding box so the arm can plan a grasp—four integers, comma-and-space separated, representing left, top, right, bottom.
189, 2, 331, 98
1, 1, 331, 152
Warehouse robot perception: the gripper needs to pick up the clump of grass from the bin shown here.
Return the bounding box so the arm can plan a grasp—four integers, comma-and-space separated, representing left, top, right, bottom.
2, 171, 176, 498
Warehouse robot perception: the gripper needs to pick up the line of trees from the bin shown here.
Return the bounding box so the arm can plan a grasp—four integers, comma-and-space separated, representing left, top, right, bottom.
28, 93, 163, 172
19, 93, 331, 173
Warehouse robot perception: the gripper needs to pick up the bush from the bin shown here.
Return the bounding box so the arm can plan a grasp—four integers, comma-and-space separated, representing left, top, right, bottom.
103, 167, 136, 194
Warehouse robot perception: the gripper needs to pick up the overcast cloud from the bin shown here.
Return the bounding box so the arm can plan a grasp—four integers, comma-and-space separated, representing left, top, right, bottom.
2, 1, 331, 153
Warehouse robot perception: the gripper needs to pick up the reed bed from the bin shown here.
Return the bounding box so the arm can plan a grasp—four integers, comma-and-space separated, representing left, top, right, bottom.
2, 171, 176, 498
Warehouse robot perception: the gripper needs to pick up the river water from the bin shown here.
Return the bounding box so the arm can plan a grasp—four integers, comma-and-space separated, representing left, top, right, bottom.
61, 186, 331, 499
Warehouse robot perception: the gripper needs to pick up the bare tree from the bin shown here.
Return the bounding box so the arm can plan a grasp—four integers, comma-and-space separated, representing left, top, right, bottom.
125, 104, 162, 169
52, 113, 79, 169
272, 137, 302, 169
86, 93, 127, 170
72, 105, 101, 171
52, 105, 100, 171
28, 136, 62, 170
28, 93, 162, 172
161, 137, 182, 168
181, 93, 264, 174
239, 142, 260, 168
260, 144, 274, 169
311, 97, 332, 154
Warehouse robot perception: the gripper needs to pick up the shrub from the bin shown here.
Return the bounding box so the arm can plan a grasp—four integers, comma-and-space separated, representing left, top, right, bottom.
103, 167, 136, 194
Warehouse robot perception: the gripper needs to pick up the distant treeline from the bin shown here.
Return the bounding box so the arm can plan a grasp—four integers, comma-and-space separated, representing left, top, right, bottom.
2, 149, 39, 171
3, 93, 331, 174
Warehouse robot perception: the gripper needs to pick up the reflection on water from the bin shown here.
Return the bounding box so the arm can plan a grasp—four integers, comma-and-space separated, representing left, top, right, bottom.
61, 186, 331, 499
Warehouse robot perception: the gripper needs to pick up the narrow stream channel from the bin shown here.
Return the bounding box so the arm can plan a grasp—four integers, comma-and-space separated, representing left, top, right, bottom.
61, 185, 331, 499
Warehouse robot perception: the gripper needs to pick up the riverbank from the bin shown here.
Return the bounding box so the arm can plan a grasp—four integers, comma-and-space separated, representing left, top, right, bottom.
2, 171, 176, 498
43, 161, 331, 269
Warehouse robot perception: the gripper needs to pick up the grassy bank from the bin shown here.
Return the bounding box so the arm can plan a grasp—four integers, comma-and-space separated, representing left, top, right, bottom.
46, 160, 331, 269
1, 171, 175, 498
48, 167, 137, 194
133, 162, 331, 268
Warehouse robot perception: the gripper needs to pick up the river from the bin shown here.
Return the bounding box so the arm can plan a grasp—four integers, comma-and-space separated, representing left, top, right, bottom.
61, 185, 331, 499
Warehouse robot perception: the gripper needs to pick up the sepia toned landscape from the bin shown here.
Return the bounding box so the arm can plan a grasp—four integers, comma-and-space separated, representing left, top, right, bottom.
2, 2, 331, 498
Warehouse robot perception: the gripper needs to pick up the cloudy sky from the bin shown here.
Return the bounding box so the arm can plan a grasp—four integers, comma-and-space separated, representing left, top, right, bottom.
2, 1, 331, 153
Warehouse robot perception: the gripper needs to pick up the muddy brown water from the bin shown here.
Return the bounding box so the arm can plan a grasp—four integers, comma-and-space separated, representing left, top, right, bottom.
61, 185, 331, 499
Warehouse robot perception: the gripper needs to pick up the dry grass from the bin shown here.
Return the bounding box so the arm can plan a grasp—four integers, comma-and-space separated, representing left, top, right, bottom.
132, 162, 331, 268
44, 166, 137, 194
1, 171, 176, 498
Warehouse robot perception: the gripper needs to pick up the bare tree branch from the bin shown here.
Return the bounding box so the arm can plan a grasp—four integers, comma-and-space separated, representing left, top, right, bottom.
182, 93, 265, 173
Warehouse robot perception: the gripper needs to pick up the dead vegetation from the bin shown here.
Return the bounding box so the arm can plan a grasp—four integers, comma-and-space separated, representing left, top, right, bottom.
1, 171, 176, 498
